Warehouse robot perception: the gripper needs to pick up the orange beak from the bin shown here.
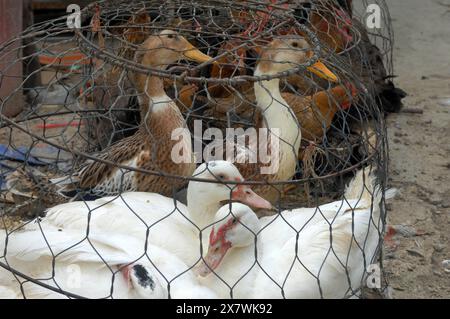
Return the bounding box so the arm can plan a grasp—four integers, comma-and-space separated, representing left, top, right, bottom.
231, 186, 273, 210
183, 43, 215, 64
307, 60, 339, 83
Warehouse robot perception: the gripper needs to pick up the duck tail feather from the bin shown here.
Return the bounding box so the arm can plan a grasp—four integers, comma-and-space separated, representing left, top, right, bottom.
344, 167, 397, 211
344, 167, 377, 204
384, 188, 398, 201
48, 175, 80, 198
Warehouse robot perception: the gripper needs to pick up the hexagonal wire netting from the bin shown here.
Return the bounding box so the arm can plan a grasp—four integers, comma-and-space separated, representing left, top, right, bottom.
0, 0, 395, 298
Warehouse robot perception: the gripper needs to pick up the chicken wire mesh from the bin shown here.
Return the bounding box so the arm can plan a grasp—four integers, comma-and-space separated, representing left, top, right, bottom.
0, 0, 398, 298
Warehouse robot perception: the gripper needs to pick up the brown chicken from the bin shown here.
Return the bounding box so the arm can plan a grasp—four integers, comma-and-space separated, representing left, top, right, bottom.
208, 39, 249, 98
205, 0, 284, 100
203, 83, 357, 156
287, 84, 357, 143
293, 1, 353, 53
112, 10, 152, 71
292, 0, 406, 112
202, 0, 354, 100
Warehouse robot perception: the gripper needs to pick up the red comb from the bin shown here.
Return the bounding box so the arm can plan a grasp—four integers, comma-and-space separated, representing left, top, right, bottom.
340, 82, 358, 110
345, 82, 358, 97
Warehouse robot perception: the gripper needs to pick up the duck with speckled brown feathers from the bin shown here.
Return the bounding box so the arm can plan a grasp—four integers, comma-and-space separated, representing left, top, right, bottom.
8, 30, 216, 201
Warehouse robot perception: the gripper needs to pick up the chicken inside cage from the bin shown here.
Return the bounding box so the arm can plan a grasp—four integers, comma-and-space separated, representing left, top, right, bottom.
0, 0, 404, 299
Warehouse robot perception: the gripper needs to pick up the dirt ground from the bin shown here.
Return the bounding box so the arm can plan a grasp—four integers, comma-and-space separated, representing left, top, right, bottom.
382, 0, 450, 299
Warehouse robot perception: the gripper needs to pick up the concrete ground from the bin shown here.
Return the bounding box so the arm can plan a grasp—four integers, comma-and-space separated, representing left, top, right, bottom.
382, 0, 450, 299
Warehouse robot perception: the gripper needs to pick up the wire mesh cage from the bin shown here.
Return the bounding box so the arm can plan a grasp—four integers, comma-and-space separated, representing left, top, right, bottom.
0, 0, 397, 299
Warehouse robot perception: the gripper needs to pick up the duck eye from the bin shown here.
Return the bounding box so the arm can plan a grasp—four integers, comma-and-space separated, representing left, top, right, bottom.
292, 42, 299, 48
218, 174, 225, 180
167, 34, 175, 39
232, 218, 238, 224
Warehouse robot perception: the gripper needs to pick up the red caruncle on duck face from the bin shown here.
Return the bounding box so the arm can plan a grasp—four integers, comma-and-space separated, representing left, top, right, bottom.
195, 216, 240, 277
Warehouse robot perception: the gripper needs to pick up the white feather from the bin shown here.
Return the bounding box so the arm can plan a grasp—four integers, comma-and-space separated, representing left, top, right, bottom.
199, 169, 392, 299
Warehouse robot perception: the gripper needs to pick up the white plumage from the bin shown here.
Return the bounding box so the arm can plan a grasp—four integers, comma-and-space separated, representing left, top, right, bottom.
28, 161, 270, 267
197, 168, 395, 299
0, 161, 271, 299
1, 164, 393, 299
0, 223, 219, 299
0, 226, 166, 299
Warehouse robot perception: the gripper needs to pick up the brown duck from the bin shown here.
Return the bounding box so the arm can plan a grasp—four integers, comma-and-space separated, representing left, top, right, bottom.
64, 30, 215, 197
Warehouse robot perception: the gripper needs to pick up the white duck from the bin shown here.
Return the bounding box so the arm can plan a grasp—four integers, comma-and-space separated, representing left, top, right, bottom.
0, 228, 166, 299
196, 168, 396, 298
0, 225, 219, 299
24, 161, 272, 269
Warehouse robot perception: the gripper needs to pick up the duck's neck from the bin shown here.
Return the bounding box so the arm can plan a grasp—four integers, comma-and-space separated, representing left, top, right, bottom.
186, 188, 221, 230
134, 61, 192, 164
135, 71, 173, 121
253, 66, 301, 177
134, 73, 190, 166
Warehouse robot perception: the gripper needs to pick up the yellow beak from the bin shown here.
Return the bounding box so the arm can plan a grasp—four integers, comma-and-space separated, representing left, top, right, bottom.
183, 43, 215, 64
307, 61, 339, 83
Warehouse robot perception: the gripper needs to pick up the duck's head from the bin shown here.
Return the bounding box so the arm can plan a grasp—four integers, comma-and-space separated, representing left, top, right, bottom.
188, 161, 273, 215
196, 203, 259, 277
121, 263, 166, 299
136, 29, 214, 67
256, 36, 338, 82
